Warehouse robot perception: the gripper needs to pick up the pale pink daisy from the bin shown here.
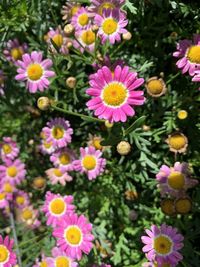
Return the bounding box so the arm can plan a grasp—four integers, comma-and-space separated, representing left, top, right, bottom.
0, 235, 17, 267
141, 224, 184, 266
15, 51, 55, 93
42, 191, 75, 227
0, 181, 16, 201
71, 7, 92, 31
39, 139, 56, 155
42, 118, 73, 149
73, 27, 96, 53
50, 148, 76, 171
3, 38, 28, 64
46, 167, 73, 186
173, 34, 200, 76
0, 159, 26, 186
33, 254, 52, 267
0, 70, 5, 96
18, 205, 41, 229
86, 65, 145, 123
0, 137, 19, 162
61, 1, 81, 22
48, 247, 78, 267
73, 146, 106, 180
0, 191, 9, 210
53, 213, 94, 260
14, 190, 30, 209
89, 0, 125, 15
94, 8, 128, 44
156, 162, 198, 197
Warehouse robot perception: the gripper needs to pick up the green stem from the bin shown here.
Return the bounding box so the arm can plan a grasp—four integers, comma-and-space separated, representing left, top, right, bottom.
47, 0, 58, 25
166, 72, 180, 85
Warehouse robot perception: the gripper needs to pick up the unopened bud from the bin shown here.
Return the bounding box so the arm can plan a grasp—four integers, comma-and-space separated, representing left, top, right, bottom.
5, 227, 11, 234
66, 77, 77, 89
92, 25, 99, 32
37, 97, 51, 111
64, 24, 74, 36
117, 141, 131, 155
142, 125, 151, 132
28, 139, 34, 145
123, 32, 132, 40
105, 120, 114, 128
33, 177, 46, 190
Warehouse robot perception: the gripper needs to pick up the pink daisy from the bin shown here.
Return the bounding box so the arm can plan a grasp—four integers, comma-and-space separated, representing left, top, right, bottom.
39, 139, 56, 155
42, 118, 73, 149
14, 190, 30, 209
86, 65, 145, 123
0, 181, 16, 202
48, 247, 78, 267
0, 235, 17, 267
33, 254, 52, 267
73, 146, 106, 180
141, 224, 184, 266
156, 162, 198, 197
46, 167, 73, 186
173, 34, 200, 76
73, 27, 96, 53
15, 51, 55, 93
0, 159, 26, 186
42, 191, 75, 227
0, 137, 19, 162
18, 205, 41, 229
53, 213, 94, 260
89, 0, 125, 14
94, 8, 128, 44
50, 148, 76, 171
71, 7, 92, 31
0, 70, 5, 96
0, 191, 9, 210
61, 1, 81, 22
142, 261, 175, 267
3, 38, 28, 64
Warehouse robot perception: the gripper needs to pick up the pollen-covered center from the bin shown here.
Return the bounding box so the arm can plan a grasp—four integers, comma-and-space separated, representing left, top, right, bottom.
52, 126, 65, 140
3, 182, 13, 193
7, 166, 18, 177
78, 13, 89, 26
153, 235, 172, 255
99, 3, 115, 15
81, 30, 95, 45
54, 168, 63, 177
55, 256, 70, 267
0, 193, 5, 200
43, 141, 52, 149
147, 80, 163, 94
168, 171, 185, 190
0, 245, 9, 263
82, 155, 96, 170
59, 153, 70, 165
102, 82, 127, 106
175, 198, 192, 214
11, 47, 23, 60
50, 198, 66, 215
65, 226, 82, 245
22, 208, 33, 220
40, 260, 48, 267
161, 199, 175, 216
187, 45, 200, 64
16, 196, 25, 205
71, 5, 80, 16
102, 18, 118, 35
168, 134, 186, 150
2, 144, 12, 154
93, 138, 102, 150
27, 63, 43, 81
33, 177, 46, 188
52, 34, 63, 48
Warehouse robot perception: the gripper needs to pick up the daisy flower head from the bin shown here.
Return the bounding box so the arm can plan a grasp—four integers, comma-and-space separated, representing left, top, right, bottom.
174, 197, 192, 215
0, 181, 16, 201
15, 51, 55, 93
87, 134, 105, 151
61, 1, 81, 22
156, 162, 198, 197
39, 139, 56, 155
0, 70, 5, 96
49, 247, 78, 267
50, 148, 76, 171
166, 132, 188, 154
73, 146, 106, 180
42, 118, 73, 149
173, 34, 200, 76
18, 205, 41, 229
86, 65, 145, 123
33, 254, 52, 267
32, 176, 47, 191
14, 190, 30, 209
74, 27, 96, 53
141, 224, 184, 266
0, 159, 26, 186
0, 235, 17, 267
145, 77, 167, 98
42, 191, 75, 227
46, 167, 73, 186
0, 191, 9, 210
71, 7, 92, 31
53, 213, 94, 260
95, 8, 128, 44
90, 0, 125, 15
0, 137, 19, 162
3, 38, 28, 64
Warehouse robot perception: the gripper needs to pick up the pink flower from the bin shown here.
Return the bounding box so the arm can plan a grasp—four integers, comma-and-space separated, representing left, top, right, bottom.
89, 0, 125, 15
46, 167, 73, 186
14, 190, 30, 209
18, 205, 41, 229
73, 27, 96, 53
48, 247, 78, 267
0, 137, 19, 162
42, 191, 75, 227
32, 254, 52, 267
0, 235, 17, 267
3, 38, 28, 64
50, 148, 76, 171
71, 7, 92, 31
73, 146, 106, 180
0, 191, 9, 210
86, 65, 145, 123
15, 51, 55, 93
53, 213, 94, 260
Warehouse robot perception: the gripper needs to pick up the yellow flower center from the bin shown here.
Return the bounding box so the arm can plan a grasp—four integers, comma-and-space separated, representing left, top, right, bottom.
187, 45, 200, 64
71, 5, 80, 16
99, 3, 115, 15
81, 30, 95, 45
55, 256, 70, 267
59, 153, 70, 165
43, 141, 52, 149
27, 64, 43, 81
82, 155, 96, 170
65, 226, 82, 245
54, 168, 63, 177
52, 126, 65, 140
0, 245, 9, 263
93, 138, 103, 150
11, 47, 23, 60
2, 144, 12, 154
33, 177, 46, 188
175, 198, 192, 214
154, 263, 171, 267
50, 198, 66, 215
52, 34, 63, 48
22, 208, 33, 220
153, 235, 172, 255
177, 110, 188, 120
102, 82, 127, 106
102, 18, 118, 35
161, 199, 175, 216
16, 196, 25, 205
168, 134, 186, 150
40, 260, 48, 267
3, 182, 13, 193
7, 166, 18, 177
0, 193, 5, 200
78, 13, 89, 26
147, 80, 163, 94
168, 171, 185, 190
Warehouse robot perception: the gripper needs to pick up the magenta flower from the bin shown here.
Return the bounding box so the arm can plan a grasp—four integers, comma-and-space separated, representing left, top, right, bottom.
0, 235, 17, 267
86, 65, 145, 122
46, 167, 73, 186
90, 0, 125, 14
50, 148, 76, 171
141, 224, 184, 266
42, 191, 75, 227
71, 7, 92, 31
0, 137, 19, 162
73, 146, 106, 180
3, 38, 28, 64
14, 190, 30, 209
48, 247, 78, 267
53, 213, 94, 260
15, 51, 55, 93
95, 8, 128, 44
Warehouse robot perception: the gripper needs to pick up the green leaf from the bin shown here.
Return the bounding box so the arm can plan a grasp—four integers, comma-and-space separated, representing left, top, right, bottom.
125, 116, 146, 135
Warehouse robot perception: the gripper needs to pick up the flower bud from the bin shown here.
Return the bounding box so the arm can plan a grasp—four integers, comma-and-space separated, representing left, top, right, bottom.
37, 97, 51, 111
92, 25, 99, 32
5, 227, 11, 234
66, 77, 77, 89
32, 176, 46, 190
67, 41, 73, 49
123, 31, 132, 40
142, 125, 151, 132
64, 24, 74, 36
117, 141, 131, 155
177, 110, 188, 120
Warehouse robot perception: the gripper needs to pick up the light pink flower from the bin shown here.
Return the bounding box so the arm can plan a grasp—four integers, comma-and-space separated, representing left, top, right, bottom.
48, 247, 78, 267
14, 190, 30, 209
0, 137, 19, 162
3, 38, 28, 64
73, 27, 96, 53
18, 205, 41, 229
71, 7, 92, 31
50, 148, 76, 171
32, 254, 52, 267
46, 167, 73, 186
89, 0, 125, 14
0, 191, 9, 210
0, 235, 17, 267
